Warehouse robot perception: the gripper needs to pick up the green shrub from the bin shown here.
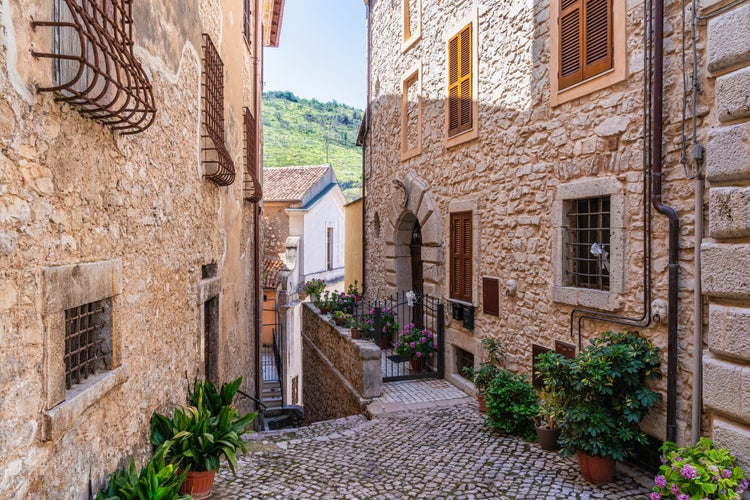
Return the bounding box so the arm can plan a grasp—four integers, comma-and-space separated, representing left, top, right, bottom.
485, 369, 538, 441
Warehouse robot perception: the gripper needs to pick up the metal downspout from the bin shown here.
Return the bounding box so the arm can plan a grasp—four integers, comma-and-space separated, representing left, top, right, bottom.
653, 0, 680, 444
362, 1, 372, 292
254, 0, 264, 409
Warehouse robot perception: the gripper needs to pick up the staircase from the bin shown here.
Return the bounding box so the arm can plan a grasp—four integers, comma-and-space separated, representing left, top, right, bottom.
260, 345, 303, 431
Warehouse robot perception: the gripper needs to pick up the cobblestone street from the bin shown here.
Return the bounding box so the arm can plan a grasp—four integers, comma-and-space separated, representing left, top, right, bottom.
213, 380, 651, 499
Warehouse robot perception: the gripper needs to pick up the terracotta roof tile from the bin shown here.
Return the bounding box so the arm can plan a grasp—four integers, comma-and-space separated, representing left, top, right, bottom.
263, 165, 330, 202
262, 257, 286, 289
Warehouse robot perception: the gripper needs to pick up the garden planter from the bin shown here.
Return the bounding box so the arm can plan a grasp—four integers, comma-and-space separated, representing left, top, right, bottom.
477, 392, 487, 412
380, 335, 389, 349
319, 306, 330, 314
576, 451, 615, 484
350, 327, 362, 339
334, 317, 346, 326
409, 356, 423, 373
536, 426, 560, 451
179, 470, 216, 499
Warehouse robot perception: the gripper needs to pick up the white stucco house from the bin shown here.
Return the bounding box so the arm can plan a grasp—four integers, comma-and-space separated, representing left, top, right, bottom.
263, 164, 347, 285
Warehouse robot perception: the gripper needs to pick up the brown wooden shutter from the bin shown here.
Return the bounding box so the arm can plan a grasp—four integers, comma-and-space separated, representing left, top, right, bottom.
448, 24, 473, 138
583, 0, 612, 79
559, 0, 612, 90
559, 0, 583, 89
450, 212, 473, 302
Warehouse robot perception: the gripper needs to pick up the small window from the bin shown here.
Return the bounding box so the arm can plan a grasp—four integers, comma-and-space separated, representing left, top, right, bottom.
445, 12, 479, 148
456, 347, 474, 380
64, 299, 113, 390
402, 0, 422, 51
244, 107, 262, 202
327, 227, 334, 271
244, 0, 253, 46
202, 34, 235, 186
401, 64, 422, 161
450, 212, 473, 303
564, 196, 611, 290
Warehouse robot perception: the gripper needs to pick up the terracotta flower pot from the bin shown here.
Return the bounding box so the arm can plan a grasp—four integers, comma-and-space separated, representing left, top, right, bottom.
477, 392, 487, 412
380, 335, 389, 349
351, 327, 362, 339
179, 469, 216, 499
409, 356, 423, 373
576, 451, 615, 484
536, 426, 560, 451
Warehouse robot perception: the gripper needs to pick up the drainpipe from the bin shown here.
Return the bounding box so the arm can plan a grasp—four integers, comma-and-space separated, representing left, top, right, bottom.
653, 0, 680, 444
254, 0, 263, 408
362, 0, 371, 293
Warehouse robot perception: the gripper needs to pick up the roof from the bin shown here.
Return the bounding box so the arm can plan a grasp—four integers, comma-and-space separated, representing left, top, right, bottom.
263, 165, 332, 203
262, 257, 285, 289
263, 0, 285, 47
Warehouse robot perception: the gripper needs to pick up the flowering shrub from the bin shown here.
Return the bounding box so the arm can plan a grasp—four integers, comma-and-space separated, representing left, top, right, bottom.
301, 278, 325, 298
650, 438, 747, 500
363, 308, 398, 337
396, 323, 437, 360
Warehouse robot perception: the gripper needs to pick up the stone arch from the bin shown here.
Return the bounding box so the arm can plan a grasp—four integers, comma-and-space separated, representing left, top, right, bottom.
384, 170, 443, 297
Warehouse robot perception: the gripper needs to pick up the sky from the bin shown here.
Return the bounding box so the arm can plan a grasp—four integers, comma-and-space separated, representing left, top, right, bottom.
263, 0, 367, 110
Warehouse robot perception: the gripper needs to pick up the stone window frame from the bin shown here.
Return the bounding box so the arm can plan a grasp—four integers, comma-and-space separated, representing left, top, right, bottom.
549, 0, 627, 106
41, 259, 128, 442
445, 9, 479, 149
400, 62, 422, 161
402, 0, 422, 53
447, 198, 481, 307
552, 178, 625, 310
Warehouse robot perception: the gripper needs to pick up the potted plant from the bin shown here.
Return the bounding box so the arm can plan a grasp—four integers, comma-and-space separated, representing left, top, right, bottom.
300, 278, 325, 301
533, 351, 571, 450
485, 369, 538, 442
650, 437, 747, 500
348, 317, 363, 339
331, 310, 350, 326
558, 330, 662, 484
97, 442, 189, 500
395, 323, 437, 372
462, 364, 500, 412
347, 280, 363, 302
151, 377, 257, 499
315, 290, 331, 314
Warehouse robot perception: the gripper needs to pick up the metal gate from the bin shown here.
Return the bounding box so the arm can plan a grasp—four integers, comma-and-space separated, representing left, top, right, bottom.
354, 292, 445, 382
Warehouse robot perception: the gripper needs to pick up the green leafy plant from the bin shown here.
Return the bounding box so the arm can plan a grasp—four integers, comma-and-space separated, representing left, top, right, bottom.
480, 338, 503, 367
650, 438, 748, 500
301, 278, 325, 298
533, 351, 572, 431
462, 364, 501, 393
395, 323, 437, 360
331, 310, 351, 326
97, 443, 190, 500
362, 307, 398, 337
151, 378, 257, 475
346, 281, 362, 299
558, 330, 662, 461
485, 369, 538, 441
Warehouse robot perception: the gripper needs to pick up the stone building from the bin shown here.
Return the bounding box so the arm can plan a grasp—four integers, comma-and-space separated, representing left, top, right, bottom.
360, 0, 745, 461
0, 0, 282, 496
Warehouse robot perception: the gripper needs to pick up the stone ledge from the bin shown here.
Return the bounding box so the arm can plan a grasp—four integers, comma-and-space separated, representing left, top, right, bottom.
42, 259, 123, 314
41, 364, 130, 442
701, 243, 750, 299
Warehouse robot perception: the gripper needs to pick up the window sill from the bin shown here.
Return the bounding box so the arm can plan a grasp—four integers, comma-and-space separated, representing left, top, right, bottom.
552, 286, 623, 311
446, 127, 478, 149
41, 364, 129, 442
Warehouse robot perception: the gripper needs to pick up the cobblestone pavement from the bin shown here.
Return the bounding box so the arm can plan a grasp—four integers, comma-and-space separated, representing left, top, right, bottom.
213, 380, 651, 499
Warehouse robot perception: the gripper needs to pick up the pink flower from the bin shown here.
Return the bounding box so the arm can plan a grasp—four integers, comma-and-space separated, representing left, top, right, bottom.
409, 342, 416, 349
671, 484, 680, 495
654, 475, 667, 488
680, 464, 697, 480
722, 469, 732, 478
416, 352, 422, 358
427, 332, 433, 338
649, 493, 661, 500
421, 337, 427, 343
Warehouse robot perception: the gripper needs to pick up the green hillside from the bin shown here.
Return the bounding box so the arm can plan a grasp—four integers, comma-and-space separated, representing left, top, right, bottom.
262, 91, 364, 201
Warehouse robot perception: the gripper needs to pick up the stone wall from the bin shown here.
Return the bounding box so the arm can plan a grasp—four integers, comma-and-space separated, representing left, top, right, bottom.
263, 202, 291, 256
364, 0, 706, 446
302, 304, 382, 424
701, 0, 750, 469
0, 0, 263, 496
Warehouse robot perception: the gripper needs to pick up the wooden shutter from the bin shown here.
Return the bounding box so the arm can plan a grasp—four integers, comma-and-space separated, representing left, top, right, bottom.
448, 24, 473, 137
450, 212, 473, 302
559, 0, 612, 90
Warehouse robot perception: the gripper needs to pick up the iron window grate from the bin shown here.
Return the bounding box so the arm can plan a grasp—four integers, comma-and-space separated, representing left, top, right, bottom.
564, 196, 611, 290
243, 107, 262, 201
64, 299, 110, 389
31, 0, 156, 134
201, 34, 235, 186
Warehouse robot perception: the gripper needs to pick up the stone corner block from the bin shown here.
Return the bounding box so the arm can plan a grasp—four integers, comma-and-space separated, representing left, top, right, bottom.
716, 66, 750, 123
703, 355, 749, 424
706, 123, 750, 183
707, 3, 750, 74
711, 417, 750, 471
708, 304, 750, 361
708, 186, 750, 239
701, 242, 750, 299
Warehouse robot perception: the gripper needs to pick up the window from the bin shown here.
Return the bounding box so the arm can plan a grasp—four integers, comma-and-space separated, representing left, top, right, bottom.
42, 260, 127, 441
564, 196, 611, 290
450, 212, 473, 303
552, 178, 624, 310
402, 0, 421, 51
327, 227, 334, 271
244, 0, 253, 46
202, 34, 235, 186
401, 63, 422, 161
550, 0, 626, 105
446, 12, 479, 148
244, 107, 262, 202
456, 347, 474, 380
64, 299, 112, 390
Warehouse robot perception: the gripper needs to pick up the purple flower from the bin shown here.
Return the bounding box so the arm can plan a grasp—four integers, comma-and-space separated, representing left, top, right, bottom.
708, 465, 719, 475
722, 469, 732, 478
427, 332, 433, 338
677, 494, 689, 500
660, 456, 668, 465
416, 351, 422, 358
429, 352, 434, 358
382, 327, 387, 333
671, 484, 680, 495
409, 342, 416, 349
654, 475, 667, 488
649, 493, 661, 500
680, 464, 697, 480
738, 479, 748, 494
421, 336, 427, 343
